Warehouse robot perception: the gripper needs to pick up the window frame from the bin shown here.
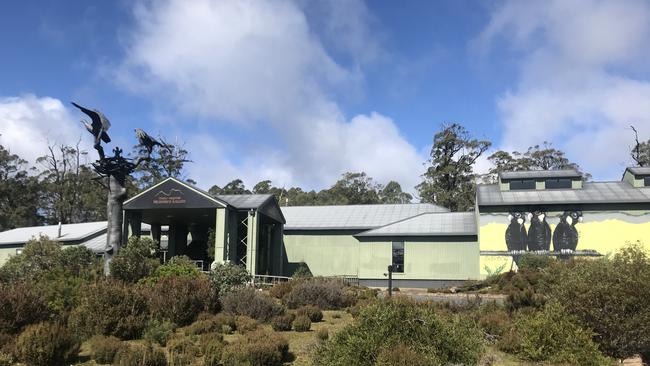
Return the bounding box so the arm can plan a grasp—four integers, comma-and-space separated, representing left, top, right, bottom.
391, 241, 404, 273
644, 176, 650, 187
509, 179, 536, 190
545, 178, 572, 189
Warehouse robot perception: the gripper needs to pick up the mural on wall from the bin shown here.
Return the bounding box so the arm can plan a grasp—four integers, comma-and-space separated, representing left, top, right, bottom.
480, 210, 650, 277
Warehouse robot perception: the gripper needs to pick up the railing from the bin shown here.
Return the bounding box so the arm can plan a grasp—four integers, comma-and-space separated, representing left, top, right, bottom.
252, 274, 292, 287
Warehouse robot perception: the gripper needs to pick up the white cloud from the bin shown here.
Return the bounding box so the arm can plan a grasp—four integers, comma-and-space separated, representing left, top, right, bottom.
476, 0, 650, 179
0, 95, 93, 168
118, 0, 424, 190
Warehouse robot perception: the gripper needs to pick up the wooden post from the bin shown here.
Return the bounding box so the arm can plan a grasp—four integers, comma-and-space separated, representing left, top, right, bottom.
104, 174, 127, 276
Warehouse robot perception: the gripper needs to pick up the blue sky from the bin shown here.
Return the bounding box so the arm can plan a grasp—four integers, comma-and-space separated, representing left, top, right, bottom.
1, 0, 649, 194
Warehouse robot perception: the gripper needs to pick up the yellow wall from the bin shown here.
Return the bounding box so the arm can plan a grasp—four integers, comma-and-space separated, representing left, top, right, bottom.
479, 211, 650, 277
0, 247, 20, 266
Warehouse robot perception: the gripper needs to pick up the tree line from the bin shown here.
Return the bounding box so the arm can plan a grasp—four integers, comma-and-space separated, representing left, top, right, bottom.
1, 124, 649, 230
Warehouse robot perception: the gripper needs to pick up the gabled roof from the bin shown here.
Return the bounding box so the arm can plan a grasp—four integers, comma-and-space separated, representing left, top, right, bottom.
0, 221, 107, 246
281, 203, 449, 230
216, 194, 274, 209
626, 167, 650, 176
499, 169, 582, 180
124, 177, 228, 209
478, 181, 650, 206
355, 212, 476, 237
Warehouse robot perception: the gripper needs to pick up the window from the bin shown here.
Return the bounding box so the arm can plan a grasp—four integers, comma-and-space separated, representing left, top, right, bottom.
545, 178, 572, 189
391, 241, 404, 273
15, 249, 23, 255
645, 177, 650, 187
509, 179, 536, 190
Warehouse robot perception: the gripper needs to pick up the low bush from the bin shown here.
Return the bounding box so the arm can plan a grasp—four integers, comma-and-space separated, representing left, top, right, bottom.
202, 337, 224, 366
0, 332, 16, 357
313, 298, 484, 366
221, 330, 289, 366
547, 243, 650, 362
0, 281, 49, 334
221, 287, 284, 321
316, 327, 329, 341
147, 275, 218, 326
110, 236, 160, 283
185, 319, 221, 336
292, 262, 312, 279
113, 341, 167, 366
510, 302, 609, 365
168, 336, 199, 366
88, 335, 122, 364
477, 305, 511, 339
0, 352, 12, 366
375, 344, 432, 366
268, 281, 293, 299
297, 305, 323, 322
292, 315, 311, 332
209, 263, 251, 295
143, 319, 175, 346
69, 279, 149, 340
144, 256, 201, 284
284, 278, 347, 310
271, 314, 294, 332
518, 253, 554, 270
235, 315, 258, 333
15, 322, 80, 366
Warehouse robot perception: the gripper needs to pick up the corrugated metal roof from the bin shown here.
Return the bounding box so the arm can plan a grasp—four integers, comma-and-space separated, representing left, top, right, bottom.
627, 167, 650, 176
499, 169, 581, 180
356, 212, 476, 237
80, 233, 107, 253
216, 194, 274, 209
477, 181, 650, 206
0, 221, 107, 246
281, 203, 449, 230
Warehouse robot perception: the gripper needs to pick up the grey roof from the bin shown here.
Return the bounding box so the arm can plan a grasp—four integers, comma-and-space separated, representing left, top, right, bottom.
477, 181, 650, 206
81, 233, 107, 253
216, 194, 274, 209
499, 169, 581, 180
356, 212, 476, 237
0, 221, 107, 246
281, 203, 449, 230
626, 167, 650, 176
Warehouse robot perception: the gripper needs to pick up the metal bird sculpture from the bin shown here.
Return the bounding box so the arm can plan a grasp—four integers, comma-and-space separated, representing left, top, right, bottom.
135, 128, 164, 155
71, 102, 111, 159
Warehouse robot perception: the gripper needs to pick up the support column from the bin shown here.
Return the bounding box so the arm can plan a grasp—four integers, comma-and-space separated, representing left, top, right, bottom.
151, 223, 161, 245
215, 208, 228, 263
128, 211, 142, 239
246, 211, 258, 275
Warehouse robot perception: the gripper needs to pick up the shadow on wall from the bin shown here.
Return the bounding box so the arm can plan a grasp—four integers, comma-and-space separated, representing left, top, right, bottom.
281, 247, 313, 278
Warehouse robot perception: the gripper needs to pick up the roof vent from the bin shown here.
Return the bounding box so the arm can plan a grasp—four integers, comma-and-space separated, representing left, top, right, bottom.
623, 167, 650, 187
498, 169, 582, 191
57, 222, 62, 238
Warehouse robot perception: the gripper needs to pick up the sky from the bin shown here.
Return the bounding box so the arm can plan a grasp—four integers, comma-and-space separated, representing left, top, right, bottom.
1, 0, 649, 195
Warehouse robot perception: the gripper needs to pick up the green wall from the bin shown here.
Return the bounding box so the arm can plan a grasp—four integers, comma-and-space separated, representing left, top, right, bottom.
282, 233, 360, 277
282, 232, 480, 280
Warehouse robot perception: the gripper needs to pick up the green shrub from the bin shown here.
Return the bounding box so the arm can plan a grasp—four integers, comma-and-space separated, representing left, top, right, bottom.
88, 335, 122, 364
15, 322, 80, 366
0, 282, 49, 334
113, 342, 167, 366
316, 327, 328, 341
147, 275, 218, 326
284, 278, 347, 310
375, 344, 433, 366
144, 256, 201, 284
268, 281, 293, 299
292, 315, 311, 332
209, 263, 250, 295
518, 253, 554, 270
110, 236, 160, 283
0, 332, 16, 357
235, 315, 258, 333
185, 319, 220, 336
547, 243, 650, 361
69, 279, 149, 340
297, 305, 323, 322
221, 287, 284, 321
292, 262, 312, 279
270, 314, 294, 332
511, 302, 609, 365
0, 352, 13, 366
143, 319, 175, 346
167, 336, 199, 366
201, 337, 224, 366
477, 305, 511, 339
221, 330, 289, 366
313, 298, 484, 366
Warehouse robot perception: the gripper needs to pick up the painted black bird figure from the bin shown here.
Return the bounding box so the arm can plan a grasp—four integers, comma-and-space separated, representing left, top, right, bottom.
135, 128, 164, 155
505, 212, 527, 252
71, 102, 111, 159
527, 211, 552, 251
553, 211, 582, 252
